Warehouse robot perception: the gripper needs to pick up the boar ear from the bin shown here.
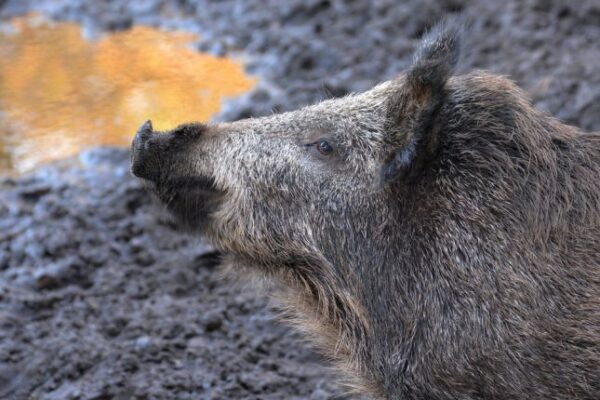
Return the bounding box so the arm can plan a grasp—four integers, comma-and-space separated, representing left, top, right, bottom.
408, 20, 461, 95
382, 20, 462, 183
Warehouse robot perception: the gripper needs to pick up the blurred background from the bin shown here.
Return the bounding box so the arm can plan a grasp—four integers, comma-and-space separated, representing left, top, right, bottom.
0, 0, 598, 399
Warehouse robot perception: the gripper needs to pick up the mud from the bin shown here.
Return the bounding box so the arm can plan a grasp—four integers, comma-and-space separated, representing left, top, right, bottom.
0, 0, 599, 399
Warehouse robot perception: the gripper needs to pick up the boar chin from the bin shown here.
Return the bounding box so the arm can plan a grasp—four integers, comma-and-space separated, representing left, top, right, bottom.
156, 176, 223, 231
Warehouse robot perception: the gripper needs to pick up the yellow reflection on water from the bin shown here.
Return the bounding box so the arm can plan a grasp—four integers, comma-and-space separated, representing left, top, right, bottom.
0, 14, 255, 173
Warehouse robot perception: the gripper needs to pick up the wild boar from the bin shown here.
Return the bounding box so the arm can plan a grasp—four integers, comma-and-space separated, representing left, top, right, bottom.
130, 22, 600, 400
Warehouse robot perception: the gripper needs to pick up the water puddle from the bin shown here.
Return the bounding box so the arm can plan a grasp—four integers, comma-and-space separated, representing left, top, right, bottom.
0, 13, 255, 174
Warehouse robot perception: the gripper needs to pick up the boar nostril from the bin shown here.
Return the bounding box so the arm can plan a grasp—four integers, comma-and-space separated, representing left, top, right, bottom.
131, 119, 157, 180
141, 119, 152, 131
137, 120, 154, 140
132, 120, 155, 151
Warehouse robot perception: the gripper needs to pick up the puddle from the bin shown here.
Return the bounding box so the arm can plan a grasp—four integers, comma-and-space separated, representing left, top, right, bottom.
0, 13, 255, 174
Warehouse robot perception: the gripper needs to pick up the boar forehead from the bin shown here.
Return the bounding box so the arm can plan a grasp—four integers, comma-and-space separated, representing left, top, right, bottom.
213, 80, 401, 179
225, 80, 397, 144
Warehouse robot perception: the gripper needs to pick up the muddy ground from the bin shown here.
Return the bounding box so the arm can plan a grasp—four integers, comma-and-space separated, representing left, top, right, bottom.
0, 0, 599, 399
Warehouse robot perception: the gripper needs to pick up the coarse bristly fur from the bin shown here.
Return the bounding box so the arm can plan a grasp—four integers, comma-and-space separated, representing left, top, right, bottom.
130, 20, 600, 400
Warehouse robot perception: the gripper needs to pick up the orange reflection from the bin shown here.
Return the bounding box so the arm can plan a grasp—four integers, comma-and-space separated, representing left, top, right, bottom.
0, 14, 255, 173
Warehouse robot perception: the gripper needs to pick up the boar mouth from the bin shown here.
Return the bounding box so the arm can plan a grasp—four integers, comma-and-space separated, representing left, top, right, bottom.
166, 175, 218, 193
157, 175, 224, 230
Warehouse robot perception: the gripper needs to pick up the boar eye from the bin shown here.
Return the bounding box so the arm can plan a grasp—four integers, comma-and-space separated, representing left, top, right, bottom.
315, 140, 333, 155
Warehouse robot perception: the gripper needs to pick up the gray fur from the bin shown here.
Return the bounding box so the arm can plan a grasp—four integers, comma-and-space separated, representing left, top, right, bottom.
131, 23, 600, 399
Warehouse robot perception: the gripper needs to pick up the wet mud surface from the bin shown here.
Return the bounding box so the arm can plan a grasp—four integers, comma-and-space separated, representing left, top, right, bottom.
1, 0, 599, 399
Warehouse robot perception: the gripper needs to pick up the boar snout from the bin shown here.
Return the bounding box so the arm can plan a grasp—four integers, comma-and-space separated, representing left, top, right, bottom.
130, 120, 207, 182
130, 120, 164, 181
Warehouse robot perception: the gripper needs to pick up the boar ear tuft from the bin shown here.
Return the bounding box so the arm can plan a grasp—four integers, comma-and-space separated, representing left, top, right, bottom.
408, 19, 461, 94
382, 20, 463, 183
